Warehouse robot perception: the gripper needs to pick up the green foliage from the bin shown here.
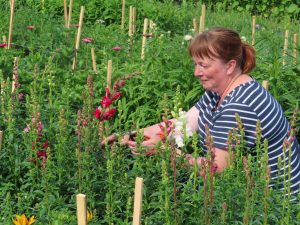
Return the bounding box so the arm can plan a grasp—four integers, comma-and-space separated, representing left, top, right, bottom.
0, 1, 299, 224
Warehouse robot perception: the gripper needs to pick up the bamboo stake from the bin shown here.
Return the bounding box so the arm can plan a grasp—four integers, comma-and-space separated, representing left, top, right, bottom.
63, 0, 68, 28
199, 4, 206, 33
251, 16, 256, 46
193, 17, 198, 34
91, 48, 97, 73
132, 7, 136, 35
262, 80, 269, 90
282, 30, 289, 66
107, 60, 112, 90
293, 33, 298, 65
132, 177, 143, 225
141, 18, 148, 60
121, 0, 125, 30
7, 0, 15, 49
76, 194, 87, 225
0, 130, 3, 151
72, 6, 85, 71
128, 6, 133, 36
67, 0, 73, 28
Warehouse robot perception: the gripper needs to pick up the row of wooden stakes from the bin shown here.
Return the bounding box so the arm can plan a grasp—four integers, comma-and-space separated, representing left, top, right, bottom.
76, 177, 143, 225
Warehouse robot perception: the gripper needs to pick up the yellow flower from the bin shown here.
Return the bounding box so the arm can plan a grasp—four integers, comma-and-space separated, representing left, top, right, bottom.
12, 214, 36, 225
87, 209, 96, 222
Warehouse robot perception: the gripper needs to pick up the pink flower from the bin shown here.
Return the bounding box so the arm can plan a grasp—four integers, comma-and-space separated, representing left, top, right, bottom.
105, 87, 110, 98
82, 37, 93, 43
101, 96, 113, 108
112, 46, 122, 51
27, 25, 35, 30
102, 108, 117, 120
42, 140, 49, 149
93, 108, 101, 119
0, 43, 7, 48
111, 92, 122, 101
113, 80, 125, 90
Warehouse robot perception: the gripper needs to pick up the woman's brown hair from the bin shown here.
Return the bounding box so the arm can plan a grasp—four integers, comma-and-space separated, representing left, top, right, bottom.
188, 28, 256, 74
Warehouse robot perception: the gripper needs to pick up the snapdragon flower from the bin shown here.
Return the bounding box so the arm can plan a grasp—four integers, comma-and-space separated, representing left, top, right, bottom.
170, 110, 193, 148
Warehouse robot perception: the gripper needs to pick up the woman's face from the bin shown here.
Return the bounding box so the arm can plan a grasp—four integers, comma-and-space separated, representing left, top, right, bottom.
193, 56, 230, 94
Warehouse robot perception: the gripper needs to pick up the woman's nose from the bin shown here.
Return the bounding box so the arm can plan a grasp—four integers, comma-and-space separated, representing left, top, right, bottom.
194, 66, 203, 77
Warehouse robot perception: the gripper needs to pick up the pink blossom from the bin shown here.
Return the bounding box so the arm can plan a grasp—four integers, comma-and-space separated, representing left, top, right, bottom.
102, 108, 117, 120
113, 80, 125, 90
101, 96, 113, 108
105, 87, 110, 98
111, 92, 122, 101
0, 43, 7, 48
112, 46, 122, 51
82, 37, 93, 43
93, 108, 101, 119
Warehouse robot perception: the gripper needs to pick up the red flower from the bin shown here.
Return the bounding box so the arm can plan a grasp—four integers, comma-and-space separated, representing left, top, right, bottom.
113, 80, 125, 90
82, 37, 93, 43
112, 46, 122, 51
105, 87, 110, 98
42, 140, 49, 149
111, 92, 122, 101
27, 25, 35, 30
101, 96, 113, 108
102, 108, 117, 120
0, 43, 7, 48
93, 108, 101, 119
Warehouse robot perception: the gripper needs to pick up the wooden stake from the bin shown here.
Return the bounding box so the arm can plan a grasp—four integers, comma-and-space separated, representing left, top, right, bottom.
132, 177, 143, 225
193, 17, 198, 34
132, 7, 136, 35
128, 6, 133, 36
67, 0, 73, 28
91, 48, 97, 73
121, 0, 125, 30
63, 0, 68, 28
107, 60, 112, 90
0, 130, 3, 151
282, 30, 289, 66
262, 80, 269, 90
293, 33, 298, 65
7, 0, 15, 49
72, 6, 85, 71
141, 18, 148, 60
76, 194, 87, 225
251, 16, 256, 46
199, 4, 206, 33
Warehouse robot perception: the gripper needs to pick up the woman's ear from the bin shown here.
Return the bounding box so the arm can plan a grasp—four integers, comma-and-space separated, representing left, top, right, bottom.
226, 59, 237, 75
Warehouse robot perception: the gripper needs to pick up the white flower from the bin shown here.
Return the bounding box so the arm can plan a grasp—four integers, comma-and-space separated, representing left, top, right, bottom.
183, 34, 193, 41
241, 36, 247, 42
175, 135, 184, 147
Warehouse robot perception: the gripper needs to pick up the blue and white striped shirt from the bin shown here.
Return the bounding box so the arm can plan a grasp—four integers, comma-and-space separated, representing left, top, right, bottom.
195, 80, 300, 198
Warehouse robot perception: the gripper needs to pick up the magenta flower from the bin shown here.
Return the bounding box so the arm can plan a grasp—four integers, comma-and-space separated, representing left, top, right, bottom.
112, 46, 122, 51
93, 108, 101, 119
101, 96, 113, 108
102, 108, 117, 120
82, 37, 93, 43
0, 43, 7, 48
111, 92, 122, 101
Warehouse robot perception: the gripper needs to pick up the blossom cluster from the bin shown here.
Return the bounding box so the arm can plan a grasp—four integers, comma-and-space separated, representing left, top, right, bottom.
171, 110, 193, 148
24, 113, 49, 169
93, 80, 125, 121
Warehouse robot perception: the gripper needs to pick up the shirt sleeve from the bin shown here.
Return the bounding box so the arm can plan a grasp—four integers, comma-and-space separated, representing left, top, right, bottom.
210, 103, 259, 150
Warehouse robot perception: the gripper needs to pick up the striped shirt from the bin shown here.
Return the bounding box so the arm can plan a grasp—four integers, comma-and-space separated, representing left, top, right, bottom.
195, 80, 300, 199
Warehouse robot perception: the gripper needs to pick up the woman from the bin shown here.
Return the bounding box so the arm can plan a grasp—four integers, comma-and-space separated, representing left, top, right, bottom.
108, 27, 300, 200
